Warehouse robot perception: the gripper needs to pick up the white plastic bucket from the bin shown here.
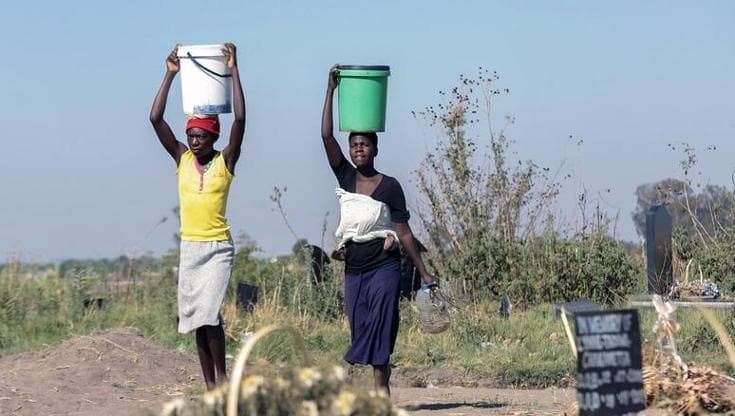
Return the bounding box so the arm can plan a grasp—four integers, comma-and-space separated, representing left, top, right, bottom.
177, 44, 232, 115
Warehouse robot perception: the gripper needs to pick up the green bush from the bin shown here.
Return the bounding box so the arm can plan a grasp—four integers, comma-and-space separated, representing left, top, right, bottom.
697, 237, 735, 294
518, 233, 639, 305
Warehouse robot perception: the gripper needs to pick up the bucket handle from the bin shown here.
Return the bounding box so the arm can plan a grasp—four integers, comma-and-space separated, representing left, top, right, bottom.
186, 52, 232, 78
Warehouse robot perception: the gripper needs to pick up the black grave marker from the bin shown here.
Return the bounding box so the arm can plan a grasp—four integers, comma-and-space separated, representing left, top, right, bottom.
236, 283, 258, 312
645, 205, 672, 295
307, 244, 331, 285
575, 309, 645, 416
553, 299, 601, 319
82, 297, 105, 310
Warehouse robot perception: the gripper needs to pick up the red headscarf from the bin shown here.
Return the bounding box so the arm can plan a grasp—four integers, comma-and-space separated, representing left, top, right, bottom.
185, 117, 220, 135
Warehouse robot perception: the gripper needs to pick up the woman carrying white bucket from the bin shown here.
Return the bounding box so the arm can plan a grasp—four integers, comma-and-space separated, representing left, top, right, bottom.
149, 43, 245, 390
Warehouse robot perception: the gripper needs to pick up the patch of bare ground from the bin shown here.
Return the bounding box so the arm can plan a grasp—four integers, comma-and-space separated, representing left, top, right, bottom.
0, 328, 201, 416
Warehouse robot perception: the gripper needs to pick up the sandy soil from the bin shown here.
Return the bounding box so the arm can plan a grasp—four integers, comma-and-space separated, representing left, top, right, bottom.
0, 329, 200, 416
392, 386, 574, 415
0, 328, 674, 415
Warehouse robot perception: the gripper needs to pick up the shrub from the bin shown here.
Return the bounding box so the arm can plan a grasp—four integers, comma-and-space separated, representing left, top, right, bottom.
413, 69, 639, 306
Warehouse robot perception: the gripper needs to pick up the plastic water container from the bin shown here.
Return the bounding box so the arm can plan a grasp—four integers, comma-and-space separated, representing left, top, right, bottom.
415, 283, 451, 334
337, 65, 390, 132
177, 44, 232, 115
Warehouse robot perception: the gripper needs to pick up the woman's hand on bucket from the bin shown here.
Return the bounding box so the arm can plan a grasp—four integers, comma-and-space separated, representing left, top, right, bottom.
166, 45, 180, 74
223, 43, 237, 69
327, 64, 340, 91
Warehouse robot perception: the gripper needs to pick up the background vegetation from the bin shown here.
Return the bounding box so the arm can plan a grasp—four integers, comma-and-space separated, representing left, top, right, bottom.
2, 70, 734, 386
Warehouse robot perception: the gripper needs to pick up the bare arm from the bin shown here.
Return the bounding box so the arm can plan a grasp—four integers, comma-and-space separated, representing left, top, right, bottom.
321, 64, 346, 169
396, 222, 437, 285
222, 43, 245, 174
149, 45, 187, 164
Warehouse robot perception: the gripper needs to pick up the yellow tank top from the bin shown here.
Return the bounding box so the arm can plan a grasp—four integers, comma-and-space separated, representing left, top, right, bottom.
177, 150, 233, 241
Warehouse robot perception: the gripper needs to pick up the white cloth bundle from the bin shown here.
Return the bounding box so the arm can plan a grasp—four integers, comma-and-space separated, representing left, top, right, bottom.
334, 187, 398, 249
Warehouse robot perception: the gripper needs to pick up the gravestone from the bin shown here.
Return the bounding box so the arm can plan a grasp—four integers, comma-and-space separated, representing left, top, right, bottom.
294, 241, 331, 286
553, 299, 601, 319
575, 309, 645, 416
499, 293, 512, 319
306, 244, 331, 285
236, 283, 258, 312
82, 297, 105, 310
645, 205, 672, 295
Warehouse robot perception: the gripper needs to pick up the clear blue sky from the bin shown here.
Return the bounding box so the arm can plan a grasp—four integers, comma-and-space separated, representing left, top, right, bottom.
1, 1, 733, 261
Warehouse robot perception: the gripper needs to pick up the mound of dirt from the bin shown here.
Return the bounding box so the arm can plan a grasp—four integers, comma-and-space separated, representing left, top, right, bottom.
0, 328, 201, 416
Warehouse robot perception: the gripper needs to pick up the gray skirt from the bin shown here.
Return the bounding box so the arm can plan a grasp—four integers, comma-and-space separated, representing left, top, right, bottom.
177, 239, 234, 334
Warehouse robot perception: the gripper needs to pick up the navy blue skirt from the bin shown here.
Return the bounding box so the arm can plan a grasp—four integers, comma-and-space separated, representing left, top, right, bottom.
343, 260, 401, 366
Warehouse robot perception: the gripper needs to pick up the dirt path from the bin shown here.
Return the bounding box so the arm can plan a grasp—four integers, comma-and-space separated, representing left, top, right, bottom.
393, 386, 574, 415
0, 329, 582, 415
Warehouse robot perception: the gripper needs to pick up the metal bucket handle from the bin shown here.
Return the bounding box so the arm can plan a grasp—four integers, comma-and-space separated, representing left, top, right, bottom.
187, 52, 232, 78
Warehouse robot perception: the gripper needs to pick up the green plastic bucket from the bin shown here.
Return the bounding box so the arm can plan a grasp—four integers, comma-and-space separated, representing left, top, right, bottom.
337, 65, 390, 132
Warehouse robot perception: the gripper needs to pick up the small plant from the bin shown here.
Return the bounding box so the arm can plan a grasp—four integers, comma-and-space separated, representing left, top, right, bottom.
160, 366, 408, 416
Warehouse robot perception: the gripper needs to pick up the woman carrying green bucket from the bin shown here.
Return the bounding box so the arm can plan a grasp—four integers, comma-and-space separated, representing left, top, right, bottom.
321, 64, 437, 394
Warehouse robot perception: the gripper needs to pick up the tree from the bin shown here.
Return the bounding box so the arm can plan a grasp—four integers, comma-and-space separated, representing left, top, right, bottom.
631, 178, 692, 237
632, 179, 735, 241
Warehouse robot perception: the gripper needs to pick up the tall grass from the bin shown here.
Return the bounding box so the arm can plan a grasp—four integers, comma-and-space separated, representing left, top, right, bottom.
0, 260, 185, 354
2, 251, 733, 386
